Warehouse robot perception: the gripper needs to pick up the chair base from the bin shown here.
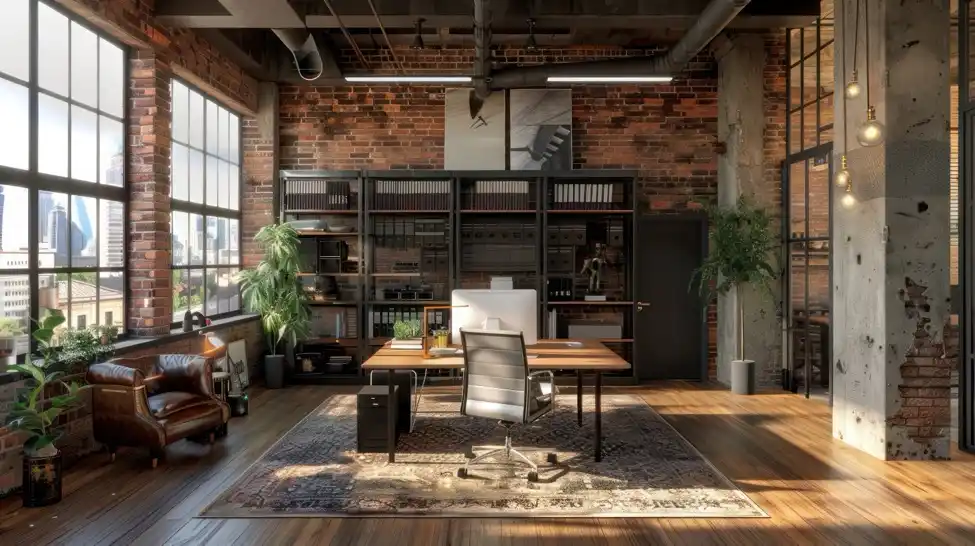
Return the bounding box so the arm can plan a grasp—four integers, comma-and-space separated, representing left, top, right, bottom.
458, 424, 557, 482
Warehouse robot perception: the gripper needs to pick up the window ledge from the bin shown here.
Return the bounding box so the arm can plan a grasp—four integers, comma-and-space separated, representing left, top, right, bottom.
0, 314, 260, 386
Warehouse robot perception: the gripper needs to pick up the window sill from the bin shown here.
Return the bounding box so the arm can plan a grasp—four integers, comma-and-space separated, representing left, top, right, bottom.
0, 314, 260, 386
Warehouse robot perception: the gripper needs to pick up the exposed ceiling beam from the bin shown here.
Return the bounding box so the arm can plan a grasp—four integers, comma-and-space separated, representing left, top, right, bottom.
302, 14, 815, 30
155, 0, 305, 28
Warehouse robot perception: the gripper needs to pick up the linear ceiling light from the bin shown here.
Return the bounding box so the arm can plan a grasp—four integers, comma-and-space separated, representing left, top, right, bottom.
546, 76, 673, 83
344, 75, 473, 83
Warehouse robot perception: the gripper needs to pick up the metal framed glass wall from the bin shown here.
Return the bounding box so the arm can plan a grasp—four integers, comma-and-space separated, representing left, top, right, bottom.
0, 0, 128, 359
783, 9, 835, 400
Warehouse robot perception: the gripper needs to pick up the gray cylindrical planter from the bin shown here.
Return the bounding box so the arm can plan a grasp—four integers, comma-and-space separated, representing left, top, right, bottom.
731, 359, 756, 395
264, 355, 285, 389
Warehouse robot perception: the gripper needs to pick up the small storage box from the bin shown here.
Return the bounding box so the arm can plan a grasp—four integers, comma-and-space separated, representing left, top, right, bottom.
357, 385, 400, 453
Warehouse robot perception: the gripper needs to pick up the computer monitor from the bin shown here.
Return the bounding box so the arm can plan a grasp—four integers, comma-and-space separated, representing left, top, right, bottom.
451, 289, 538, 346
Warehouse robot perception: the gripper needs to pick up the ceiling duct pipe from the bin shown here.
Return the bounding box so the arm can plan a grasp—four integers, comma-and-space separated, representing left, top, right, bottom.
272, 28, 326, 80
487, 0, 751, 89
470, 0, 492, 116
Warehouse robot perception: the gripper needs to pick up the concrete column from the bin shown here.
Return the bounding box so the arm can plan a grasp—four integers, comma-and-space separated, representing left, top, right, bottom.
715, 34, 783, 387
832, 0, 951, 460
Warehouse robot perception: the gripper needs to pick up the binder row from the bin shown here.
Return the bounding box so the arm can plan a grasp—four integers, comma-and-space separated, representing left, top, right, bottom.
552, 183, 616, 210
285, 179, 356, 211
373, 180, 451, 210
465, 180, 532, 210
370, 308, 449, 338
373, 218, 448, 249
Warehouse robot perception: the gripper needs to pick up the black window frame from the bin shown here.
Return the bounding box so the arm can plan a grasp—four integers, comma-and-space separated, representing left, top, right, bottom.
169, 78, 243, 327
0, 0, 129, 356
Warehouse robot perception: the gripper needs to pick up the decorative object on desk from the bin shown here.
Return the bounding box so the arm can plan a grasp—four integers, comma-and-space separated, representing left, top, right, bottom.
432, 328, 449, 349
691, 197, 778, 396
4, 309, 82, 507
392, 319, 422, 341
0, 317, 25, 358
238, 223, 311, 389
201, 393, 766, 518
420, 305, 467, 357
580, 243, 608, 300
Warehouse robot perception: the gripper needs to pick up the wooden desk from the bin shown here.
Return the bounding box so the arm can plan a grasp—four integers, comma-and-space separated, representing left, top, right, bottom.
362, 339, 630, 463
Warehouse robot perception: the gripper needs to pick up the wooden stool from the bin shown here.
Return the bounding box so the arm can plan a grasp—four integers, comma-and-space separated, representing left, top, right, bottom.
212, 371, 231, 402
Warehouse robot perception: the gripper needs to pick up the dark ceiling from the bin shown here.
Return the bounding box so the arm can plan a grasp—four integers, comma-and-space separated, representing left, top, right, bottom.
154, 0, 820, 83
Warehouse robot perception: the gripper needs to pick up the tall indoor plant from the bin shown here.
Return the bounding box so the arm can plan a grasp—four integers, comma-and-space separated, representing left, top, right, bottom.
692, 197, 778, 394
4, 309, 82, 507
237, 223, 310, 389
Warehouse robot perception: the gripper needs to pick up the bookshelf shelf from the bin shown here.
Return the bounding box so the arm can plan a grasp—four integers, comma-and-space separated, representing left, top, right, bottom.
281, 169, 638, 384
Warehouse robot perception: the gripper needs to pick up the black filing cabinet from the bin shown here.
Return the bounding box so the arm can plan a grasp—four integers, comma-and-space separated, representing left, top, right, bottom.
370, 371, 411, 433
357, 385, 399, 453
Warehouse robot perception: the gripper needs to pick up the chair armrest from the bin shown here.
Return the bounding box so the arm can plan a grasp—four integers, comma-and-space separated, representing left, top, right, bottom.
528, 370, 558, 396
88, 362, 145, 387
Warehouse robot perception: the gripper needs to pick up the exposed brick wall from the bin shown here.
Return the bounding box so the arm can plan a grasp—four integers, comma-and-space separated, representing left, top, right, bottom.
279, 43, 788, 381
0, 318, 262, 497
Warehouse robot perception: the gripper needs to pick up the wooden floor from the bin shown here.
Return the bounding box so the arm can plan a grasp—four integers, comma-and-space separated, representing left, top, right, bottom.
3, 383, 975, 545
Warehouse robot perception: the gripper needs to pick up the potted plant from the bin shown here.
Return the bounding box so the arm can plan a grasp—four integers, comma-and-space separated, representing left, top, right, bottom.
0, 317, 26, 358
53, 328, 114, 375
692, 197, 778, 395
95, 324, 119, 346
238, 223, 310, 389
390, 319, 423, 349
4, 309, 83, 507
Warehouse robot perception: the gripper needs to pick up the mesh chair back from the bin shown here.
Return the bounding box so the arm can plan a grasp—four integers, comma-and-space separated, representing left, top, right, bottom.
460, 329, 530, 424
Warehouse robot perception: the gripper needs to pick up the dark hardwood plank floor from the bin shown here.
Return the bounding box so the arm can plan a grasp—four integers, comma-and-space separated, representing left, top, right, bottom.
2, 383, 975, 545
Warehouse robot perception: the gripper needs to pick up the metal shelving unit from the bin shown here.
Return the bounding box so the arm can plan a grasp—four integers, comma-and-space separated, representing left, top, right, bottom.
280, 169, 638, 383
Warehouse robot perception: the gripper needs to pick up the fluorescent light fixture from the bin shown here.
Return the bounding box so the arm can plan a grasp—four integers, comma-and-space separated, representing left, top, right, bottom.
344, 75, 472, 83
547, 75, 673, 83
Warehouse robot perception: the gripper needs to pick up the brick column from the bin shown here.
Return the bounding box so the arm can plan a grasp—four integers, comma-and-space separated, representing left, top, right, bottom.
832, 0, 952, 460
242, 82, 279, 269
128, 49, 173, 336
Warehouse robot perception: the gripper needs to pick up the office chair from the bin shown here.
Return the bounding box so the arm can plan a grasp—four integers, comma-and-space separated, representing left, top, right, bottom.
457, 329, 558, 482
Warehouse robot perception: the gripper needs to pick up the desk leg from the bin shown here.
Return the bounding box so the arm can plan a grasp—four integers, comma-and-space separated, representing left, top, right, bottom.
576, 371, 583, 427
594, 372, 602, 462
387, 370, 396, 463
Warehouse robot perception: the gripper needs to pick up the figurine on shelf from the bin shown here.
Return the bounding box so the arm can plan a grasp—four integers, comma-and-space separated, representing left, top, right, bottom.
580, 243, 608, 301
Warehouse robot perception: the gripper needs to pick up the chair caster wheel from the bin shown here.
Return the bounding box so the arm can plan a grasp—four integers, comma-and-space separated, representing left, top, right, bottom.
527, 471, 539, 483
457, 468, 468, 479
464, 448, 475, 459
546, 453, 558, 464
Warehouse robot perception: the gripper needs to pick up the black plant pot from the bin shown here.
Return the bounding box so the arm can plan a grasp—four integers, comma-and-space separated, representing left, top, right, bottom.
22, 451, 63, 507
265, 354, 285, 389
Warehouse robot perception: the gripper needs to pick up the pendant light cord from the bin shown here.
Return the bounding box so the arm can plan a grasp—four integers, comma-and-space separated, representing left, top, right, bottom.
841, 6, 849, 155
852, 0, 860, 81
863, 0, 870, 107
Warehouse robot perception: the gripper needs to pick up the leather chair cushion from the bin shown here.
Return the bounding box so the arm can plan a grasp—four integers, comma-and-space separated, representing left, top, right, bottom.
148, 391, 213, 419
158, 404, 224, 443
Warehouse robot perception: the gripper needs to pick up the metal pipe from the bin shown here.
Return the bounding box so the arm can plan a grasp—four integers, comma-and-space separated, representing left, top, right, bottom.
271, 29, 325, 80
488, 0, 751, 89
322, 0, 370, 69
366, 0, 405, 74
473, 0, 492, 99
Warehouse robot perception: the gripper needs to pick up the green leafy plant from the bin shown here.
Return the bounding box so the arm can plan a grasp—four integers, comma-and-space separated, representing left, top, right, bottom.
94, 324, 119, 345
0, 317, 26, 337
237, 223, 311, 355
691, 197, 779, 361
392, 319, 422, 340
52, 328, 115, 374
4, 309, 83, 456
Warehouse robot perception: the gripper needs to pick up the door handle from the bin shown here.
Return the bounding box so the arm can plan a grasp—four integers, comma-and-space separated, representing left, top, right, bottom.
637, 301, 649, 311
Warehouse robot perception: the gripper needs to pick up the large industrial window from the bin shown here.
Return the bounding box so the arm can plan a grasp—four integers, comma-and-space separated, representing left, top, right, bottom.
169, 79, 241, 324
783, 6, 834, 398
0, 0, 127, 359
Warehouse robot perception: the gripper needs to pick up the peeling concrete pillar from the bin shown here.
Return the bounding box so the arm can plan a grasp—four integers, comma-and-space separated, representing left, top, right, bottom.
832, 0, 951, 460
716, 34, 782, 387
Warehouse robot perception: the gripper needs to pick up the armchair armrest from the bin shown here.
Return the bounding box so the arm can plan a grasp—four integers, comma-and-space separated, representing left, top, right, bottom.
88, 362, 145, 387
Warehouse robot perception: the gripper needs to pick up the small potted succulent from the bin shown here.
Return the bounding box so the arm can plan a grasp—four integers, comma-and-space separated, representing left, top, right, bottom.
4, 309, 83, 507
95, 324, 119, 346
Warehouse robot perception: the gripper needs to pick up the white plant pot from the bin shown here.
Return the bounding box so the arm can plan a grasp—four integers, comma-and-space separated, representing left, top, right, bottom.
731, 359, 756, 395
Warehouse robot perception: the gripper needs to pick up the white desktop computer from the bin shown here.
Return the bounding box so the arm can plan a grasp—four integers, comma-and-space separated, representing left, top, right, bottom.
451, 289, 538, 346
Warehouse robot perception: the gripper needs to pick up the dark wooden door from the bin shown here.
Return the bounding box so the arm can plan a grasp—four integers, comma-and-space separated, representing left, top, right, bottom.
634, 215, 707, 381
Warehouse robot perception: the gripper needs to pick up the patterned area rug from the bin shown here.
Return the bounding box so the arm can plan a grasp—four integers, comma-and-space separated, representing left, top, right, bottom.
202, 393, 766, 518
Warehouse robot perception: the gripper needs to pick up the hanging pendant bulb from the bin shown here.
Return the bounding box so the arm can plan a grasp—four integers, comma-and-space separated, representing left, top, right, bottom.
857, 106, 885, 147
841, 183, 857, 209
845, 69, 862, 99
834, 155, 851, 187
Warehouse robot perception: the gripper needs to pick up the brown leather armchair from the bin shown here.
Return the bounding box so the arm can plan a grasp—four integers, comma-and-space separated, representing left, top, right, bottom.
87, 355, 230, 467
